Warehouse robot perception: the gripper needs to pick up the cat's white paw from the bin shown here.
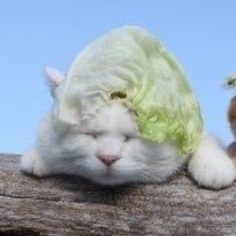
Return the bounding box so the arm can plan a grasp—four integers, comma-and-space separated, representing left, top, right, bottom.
20, 149, 48, 177
188, 153, 236, 189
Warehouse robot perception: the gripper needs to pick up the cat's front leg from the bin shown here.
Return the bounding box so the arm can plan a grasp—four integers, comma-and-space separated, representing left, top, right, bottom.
20, 148, 49, 177
188, 132, 236, 189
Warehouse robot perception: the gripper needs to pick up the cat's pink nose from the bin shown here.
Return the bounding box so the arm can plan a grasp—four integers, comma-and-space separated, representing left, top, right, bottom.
97, 154, 120, 167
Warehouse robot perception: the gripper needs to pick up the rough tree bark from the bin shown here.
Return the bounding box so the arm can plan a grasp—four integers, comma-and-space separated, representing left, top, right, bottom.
0, 154, 236, 236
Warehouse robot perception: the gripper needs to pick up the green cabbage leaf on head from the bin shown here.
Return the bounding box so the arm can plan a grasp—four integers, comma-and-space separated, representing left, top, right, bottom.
54, 26, 203, 155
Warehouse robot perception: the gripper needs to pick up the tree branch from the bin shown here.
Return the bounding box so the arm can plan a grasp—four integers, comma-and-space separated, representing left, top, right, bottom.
0, 154, 236, 236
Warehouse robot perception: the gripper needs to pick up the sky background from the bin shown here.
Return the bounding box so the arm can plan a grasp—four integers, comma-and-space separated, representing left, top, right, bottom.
1, 0, 236, 154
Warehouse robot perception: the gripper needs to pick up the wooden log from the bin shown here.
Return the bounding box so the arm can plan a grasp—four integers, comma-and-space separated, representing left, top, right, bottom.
0, 154, 236, 236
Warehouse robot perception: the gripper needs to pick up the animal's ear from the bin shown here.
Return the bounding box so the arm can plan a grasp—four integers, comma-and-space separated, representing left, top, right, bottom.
44, 66, 64, 96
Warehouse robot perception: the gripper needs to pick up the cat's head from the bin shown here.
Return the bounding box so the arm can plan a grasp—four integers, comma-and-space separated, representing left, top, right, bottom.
44, 66, 181, 185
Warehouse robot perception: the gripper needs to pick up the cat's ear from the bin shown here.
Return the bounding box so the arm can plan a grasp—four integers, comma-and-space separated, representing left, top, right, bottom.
44, 66, 64, 97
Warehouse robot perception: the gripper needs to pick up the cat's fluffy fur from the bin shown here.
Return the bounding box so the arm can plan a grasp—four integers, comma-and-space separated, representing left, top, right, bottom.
21, 68, 236, 189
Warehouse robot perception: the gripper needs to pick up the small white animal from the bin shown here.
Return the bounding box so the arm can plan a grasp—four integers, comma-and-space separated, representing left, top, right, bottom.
21, 27, 236, 189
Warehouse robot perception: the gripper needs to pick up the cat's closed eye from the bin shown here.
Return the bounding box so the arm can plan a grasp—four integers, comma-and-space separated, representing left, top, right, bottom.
83, 131, 104, 139
124, 133, 137, 142
124, 135, 132, 142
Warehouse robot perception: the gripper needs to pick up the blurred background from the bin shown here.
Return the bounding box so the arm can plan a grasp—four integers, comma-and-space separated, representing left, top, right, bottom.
1, 0, 236, 153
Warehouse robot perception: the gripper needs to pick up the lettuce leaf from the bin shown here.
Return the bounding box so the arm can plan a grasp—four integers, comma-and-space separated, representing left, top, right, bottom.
54, 26, 203, 155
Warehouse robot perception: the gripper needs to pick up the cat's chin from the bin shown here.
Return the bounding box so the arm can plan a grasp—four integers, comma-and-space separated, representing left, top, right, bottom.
85, 172, 132, 185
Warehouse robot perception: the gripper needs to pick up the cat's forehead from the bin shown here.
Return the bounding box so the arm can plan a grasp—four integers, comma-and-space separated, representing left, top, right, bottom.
86, 101, 138, 134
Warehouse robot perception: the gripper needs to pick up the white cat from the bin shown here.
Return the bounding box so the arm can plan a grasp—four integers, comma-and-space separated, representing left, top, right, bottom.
21, 66, 236, 189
